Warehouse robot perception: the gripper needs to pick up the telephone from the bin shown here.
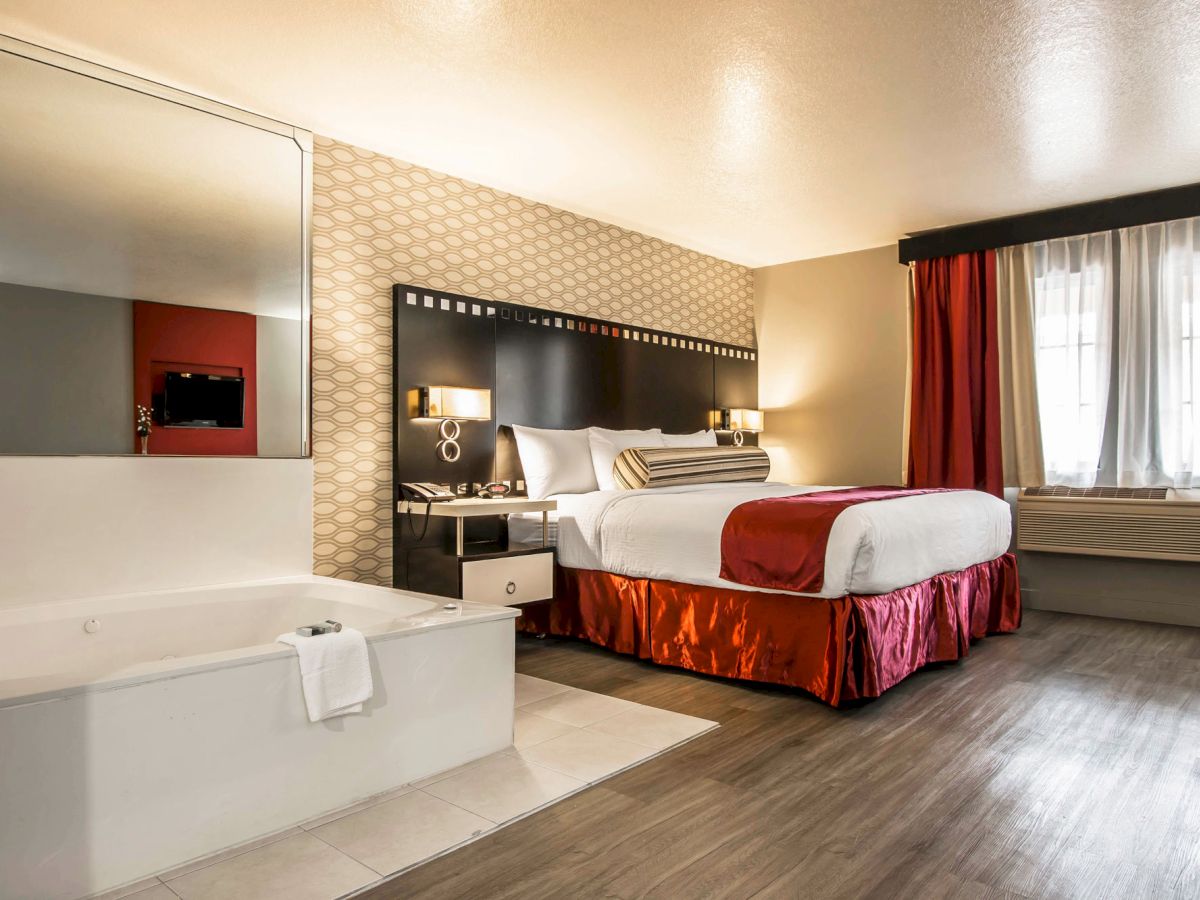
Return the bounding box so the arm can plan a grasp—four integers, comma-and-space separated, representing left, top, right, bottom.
400, 482, 456, 503
400, 482, 454, 542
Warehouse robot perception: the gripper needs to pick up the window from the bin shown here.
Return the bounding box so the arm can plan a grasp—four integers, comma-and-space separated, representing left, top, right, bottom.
1152, 239, 1200, 484
1176, 254, 1195, 472
1030, 218, 1200, 488
1031, 233, 1112, 486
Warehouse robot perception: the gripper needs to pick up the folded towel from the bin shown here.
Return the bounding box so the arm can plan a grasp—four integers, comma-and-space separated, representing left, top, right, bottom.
277, 627, 373, 722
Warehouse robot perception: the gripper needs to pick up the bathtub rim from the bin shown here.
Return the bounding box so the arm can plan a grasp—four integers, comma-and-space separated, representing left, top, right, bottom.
0, 574, 520, 711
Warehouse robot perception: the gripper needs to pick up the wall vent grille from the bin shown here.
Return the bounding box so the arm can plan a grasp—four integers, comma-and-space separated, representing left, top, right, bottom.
1022, 485, 1169, 500
1017, 490, 1200, 561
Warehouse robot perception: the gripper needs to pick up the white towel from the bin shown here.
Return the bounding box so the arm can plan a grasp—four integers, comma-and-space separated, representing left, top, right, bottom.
277, 627, 373, 722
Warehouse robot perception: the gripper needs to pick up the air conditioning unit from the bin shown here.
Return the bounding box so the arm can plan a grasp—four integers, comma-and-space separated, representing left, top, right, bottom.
1017, 487, 1200, 561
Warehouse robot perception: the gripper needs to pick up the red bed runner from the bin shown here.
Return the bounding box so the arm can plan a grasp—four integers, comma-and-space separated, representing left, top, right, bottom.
719, 486, 956, 593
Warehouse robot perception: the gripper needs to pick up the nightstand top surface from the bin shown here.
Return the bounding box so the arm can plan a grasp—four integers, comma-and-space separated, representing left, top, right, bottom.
397, 497, 557, 517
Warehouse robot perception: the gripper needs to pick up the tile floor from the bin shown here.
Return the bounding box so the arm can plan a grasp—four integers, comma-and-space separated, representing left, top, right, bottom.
94, 675, 717, 900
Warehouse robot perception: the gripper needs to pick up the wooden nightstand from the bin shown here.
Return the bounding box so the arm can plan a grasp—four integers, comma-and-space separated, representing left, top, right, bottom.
397, 497, 556, 606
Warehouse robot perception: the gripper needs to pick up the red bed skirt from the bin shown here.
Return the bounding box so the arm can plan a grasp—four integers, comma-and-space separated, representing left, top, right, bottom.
518, 554, 1021, 706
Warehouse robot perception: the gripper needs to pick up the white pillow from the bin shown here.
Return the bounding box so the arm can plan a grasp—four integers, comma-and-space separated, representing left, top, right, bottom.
660, 429, 718, 448
511, 425, 598, 499
587, 427, 665, 491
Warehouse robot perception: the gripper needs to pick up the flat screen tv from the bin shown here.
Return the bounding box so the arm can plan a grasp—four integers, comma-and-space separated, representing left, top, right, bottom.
162, 371, 245, 428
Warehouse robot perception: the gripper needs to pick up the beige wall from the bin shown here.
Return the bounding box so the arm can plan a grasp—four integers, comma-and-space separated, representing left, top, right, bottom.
754, 245, 908, 486
311, 136, 754, 585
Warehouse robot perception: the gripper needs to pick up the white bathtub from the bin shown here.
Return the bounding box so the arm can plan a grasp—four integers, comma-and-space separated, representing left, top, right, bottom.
0, 576, 520, 900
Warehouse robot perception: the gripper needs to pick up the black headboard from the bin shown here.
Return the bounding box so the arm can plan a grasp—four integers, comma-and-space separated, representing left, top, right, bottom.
392, 283, 758, 497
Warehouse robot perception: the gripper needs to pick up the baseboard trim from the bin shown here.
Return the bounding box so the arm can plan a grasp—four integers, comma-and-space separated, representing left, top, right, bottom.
1022, 587, 1200, 628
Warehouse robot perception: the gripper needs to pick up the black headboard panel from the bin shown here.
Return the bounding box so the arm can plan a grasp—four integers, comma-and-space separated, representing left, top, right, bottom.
493, 308, 722, 484
392, 291, 496, 490
393, 283, 758, 495
715, 351, 759, 415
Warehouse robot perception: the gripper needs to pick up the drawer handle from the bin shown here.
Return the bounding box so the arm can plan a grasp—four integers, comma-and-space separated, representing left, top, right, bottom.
505, 581, 517, 595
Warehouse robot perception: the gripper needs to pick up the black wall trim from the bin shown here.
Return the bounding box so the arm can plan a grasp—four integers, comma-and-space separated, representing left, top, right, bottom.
897, 181, 1200, 264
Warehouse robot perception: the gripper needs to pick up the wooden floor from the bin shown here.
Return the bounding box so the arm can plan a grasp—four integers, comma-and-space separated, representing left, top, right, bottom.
363, 610, 1200, 899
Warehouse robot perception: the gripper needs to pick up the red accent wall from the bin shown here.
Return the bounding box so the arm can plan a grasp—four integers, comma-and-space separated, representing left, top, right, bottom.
133, 301, 257, 455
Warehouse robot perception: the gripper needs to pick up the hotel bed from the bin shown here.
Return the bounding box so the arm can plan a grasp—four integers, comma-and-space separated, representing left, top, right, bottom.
391, 287, 1019, 707
510, 482, 1011, 598
510, 481, 1020, 706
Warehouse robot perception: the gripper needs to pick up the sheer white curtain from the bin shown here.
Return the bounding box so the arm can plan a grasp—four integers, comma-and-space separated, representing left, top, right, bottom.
1031, 232, 1113, 486
1119, 217, 1200, 487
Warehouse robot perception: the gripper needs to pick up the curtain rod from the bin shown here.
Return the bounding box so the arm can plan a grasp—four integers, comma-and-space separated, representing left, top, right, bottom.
897, 181, 1200, 264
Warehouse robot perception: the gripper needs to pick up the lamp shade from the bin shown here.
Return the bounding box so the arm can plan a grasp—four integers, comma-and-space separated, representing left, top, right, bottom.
728, 408, 764, 433
409, 386, 491, 420
713, 408, 765, 432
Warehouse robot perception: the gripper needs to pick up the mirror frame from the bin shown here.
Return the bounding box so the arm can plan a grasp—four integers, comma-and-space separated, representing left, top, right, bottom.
0, 33, 313, 458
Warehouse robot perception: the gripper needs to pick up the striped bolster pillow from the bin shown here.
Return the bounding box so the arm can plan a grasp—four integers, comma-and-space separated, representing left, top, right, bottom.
613, 446, 771, 490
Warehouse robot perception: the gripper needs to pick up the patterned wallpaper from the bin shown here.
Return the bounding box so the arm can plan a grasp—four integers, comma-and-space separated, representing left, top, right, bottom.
311, 136, 754, 584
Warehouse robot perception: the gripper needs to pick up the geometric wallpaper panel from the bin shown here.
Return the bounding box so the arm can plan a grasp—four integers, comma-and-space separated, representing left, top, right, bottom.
311, 136, 754, 585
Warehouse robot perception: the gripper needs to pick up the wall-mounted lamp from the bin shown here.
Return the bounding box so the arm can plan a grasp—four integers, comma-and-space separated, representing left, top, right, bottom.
408, 386, 491, 462
713, 408, 764, 446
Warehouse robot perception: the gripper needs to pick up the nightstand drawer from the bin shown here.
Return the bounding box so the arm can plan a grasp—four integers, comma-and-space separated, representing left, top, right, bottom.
461, 552, 553, 606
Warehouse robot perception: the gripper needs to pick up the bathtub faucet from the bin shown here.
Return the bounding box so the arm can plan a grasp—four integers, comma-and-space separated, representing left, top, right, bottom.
295, 619, 344, 637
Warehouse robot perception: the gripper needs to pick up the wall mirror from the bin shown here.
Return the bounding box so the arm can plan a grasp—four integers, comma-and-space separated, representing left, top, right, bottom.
0, 36, 311, 457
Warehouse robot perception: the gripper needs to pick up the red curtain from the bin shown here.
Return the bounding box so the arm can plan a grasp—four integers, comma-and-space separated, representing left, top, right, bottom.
907, 251, 1003, 496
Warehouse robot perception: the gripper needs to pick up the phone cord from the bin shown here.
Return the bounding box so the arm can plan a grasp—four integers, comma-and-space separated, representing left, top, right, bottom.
405, 500, 434, 542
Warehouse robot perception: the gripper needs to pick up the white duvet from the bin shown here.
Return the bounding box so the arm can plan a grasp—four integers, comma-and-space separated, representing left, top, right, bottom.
509, 482, 1011, 598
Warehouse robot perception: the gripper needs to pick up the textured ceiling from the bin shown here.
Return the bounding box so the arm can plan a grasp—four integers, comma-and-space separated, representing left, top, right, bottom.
2, 0, 1199, 267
